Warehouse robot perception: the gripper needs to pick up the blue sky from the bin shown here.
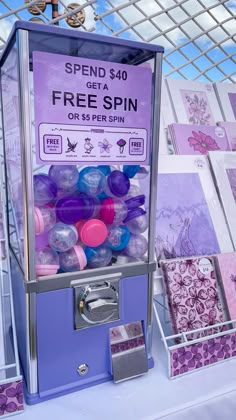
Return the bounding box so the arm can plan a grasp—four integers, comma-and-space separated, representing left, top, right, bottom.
95, 0, 236, 82
0, 0, 235, 82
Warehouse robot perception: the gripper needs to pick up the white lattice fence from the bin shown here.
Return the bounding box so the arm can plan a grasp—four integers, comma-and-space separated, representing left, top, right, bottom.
95, 0, 236, 83
0, 1, 235, 82
0, 0, 96, 49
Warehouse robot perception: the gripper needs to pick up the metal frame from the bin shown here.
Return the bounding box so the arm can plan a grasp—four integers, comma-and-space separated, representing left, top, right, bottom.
25, 261, 156, 294
25, 292, 37, 393
153, 292, 236, 379
147, 52, 162, 331
0, 39, 25, 271
208, 151, 236, 250
17, 29, 36, 282
15, 30, 38, 393
0, 135, 23, 418
0, 176, 21, 380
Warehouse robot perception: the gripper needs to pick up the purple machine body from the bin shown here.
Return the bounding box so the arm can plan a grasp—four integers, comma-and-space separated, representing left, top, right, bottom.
0, 22, 162, 404
11, 260, 151, 403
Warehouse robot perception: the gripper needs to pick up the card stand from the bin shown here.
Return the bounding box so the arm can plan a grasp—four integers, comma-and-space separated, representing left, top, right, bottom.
153, 284, 236, 380
0, 161, 24, 417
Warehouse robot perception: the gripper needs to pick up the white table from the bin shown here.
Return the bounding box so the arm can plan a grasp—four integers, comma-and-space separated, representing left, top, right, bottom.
19, 322, 236, 420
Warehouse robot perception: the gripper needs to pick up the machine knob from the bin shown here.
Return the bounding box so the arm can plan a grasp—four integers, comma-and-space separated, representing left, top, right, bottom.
87, 299, 118, 314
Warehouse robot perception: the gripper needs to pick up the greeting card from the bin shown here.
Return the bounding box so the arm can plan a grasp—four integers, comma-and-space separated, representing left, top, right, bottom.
161, 78, 176, 127
0, 296, 4, 381
159, 79, 176, 155
229, 94, 236, 119
216, 253, 236, 320
226, 168, 236, 202
159, 115, 169, 155
156, 156, 233, 261
209, 152, 236, 249
161, 256, 225, 338
219, 122, 236, 151
214, 83, 236, 121
169, 123, 230, 155
166, 79, 223, 124
0, 206, 5, 380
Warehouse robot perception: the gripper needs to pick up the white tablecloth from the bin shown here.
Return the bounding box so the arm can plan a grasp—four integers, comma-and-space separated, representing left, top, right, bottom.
19, 322, 236, 420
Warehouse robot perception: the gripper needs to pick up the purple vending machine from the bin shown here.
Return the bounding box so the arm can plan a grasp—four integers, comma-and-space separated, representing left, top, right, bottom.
0, 22, 163, 403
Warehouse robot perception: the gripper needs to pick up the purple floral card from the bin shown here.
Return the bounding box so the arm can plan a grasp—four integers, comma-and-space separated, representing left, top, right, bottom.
171, 334, 236, 377
229, 93, 236, 119
180, 90, 214, 125
170, 123, 230, 155
216, 253, 236, 321
161, 257, 225, 339
0, 380, 24, 416
156, 172, 220, 260
166, 80, 223, 124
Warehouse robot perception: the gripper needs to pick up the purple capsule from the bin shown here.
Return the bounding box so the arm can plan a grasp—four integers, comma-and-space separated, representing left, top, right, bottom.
34, 174, 57, 206
85, 246, 112, 268
124, 208, 148, 234
48, 222, 78, 252
124, 234, 148, 258
105, 170, 130, 197
49, 165, 79, 191
56, 195, 96, 224
59, 245, 87, 272
36, 248, 59, 276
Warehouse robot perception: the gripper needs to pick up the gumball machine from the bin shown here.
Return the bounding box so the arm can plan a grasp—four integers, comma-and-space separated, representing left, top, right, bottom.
0, 22, 163, 403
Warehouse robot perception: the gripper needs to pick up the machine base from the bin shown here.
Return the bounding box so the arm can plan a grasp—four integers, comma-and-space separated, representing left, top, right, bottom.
24, 357, 154, 405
